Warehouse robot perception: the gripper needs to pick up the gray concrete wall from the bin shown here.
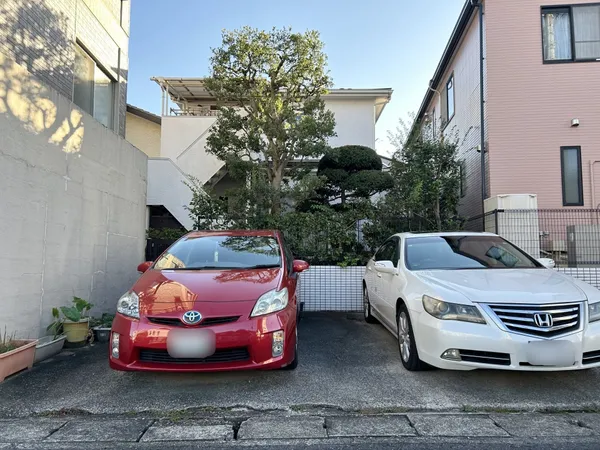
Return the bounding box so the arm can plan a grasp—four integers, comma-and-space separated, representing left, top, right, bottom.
0, 52, 147, 339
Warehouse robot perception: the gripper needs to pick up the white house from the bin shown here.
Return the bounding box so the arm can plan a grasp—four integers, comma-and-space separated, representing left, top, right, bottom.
126, 78, 393, 230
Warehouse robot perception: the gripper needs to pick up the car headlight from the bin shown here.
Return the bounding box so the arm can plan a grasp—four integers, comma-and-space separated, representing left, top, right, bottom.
422, 295, 486, 324
117, 291, 140, 319
251, 288, 289, 317
589, 302, 600, 323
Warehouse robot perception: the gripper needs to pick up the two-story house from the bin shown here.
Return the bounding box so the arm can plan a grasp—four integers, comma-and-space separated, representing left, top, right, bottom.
416, 0, 599, 214
126, 77, 393, 230
413, 0, 600, 261
0, 0, 147, 338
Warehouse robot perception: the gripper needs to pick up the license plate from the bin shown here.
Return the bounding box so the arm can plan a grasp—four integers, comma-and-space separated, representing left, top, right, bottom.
525, 340, 576, 367
166, 329, 216, 359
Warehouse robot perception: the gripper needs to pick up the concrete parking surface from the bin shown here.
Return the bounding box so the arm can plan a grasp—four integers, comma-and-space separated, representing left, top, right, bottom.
1, 312, 600, 417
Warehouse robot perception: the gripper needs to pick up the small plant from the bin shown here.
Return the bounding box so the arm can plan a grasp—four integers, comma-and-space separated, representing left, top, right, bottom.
60, 297, 94, 322
46, 297, 94, 339
46, 308, 63, 340
89, 313, 115, 329
0, 327, 19, 354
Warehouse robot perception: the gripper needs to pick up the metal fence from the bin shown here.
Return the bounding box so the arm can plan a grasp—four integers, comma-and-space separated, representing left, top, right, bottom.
481, 209, 600, 268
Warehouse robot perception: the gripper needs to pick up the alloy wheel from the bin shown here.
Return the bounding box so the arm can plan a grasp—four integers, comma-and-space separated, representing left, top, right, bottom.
398, 312, 411, 362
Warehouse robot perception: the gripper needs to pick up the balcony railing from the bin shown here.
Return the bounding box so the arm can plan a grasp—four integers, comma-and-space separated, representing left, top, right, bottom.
170, 106, 219, 117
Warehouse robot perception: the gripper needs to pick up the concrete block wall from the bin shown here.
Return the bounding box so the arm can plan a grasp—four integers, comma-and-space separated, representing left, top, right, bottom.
0, 53, 147, 339
0, 0, 129, 136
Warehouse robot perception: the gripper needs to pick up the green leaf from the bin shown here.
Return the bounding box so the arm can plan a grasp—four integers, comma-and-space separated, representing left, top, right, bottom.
60, 306, 81, 322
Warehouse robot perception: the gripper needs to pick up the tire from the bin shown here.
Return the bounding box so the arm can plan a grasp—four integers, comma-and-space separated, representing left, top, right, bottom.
363, 287, 378, 324
397, 303, 427, 371
283, 327, 298, 371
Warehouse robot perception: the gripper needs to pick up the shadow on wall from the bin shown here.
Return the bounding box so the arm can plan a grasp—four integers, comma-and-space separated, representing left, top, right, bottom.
0, 2, 84, 153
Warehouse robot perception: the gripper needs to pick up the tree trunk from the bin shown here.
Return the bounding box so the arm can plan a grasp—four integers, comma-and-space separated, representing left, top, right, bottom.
435, 195, 442, 231
270, 167, 283, 215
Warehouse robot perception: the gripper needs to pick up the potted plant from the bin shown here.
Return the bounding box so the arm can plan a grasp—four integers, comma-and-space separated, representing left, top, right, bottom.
56, 297, 94, 345
90, 313, 114, 343
0, 328, 38, 382
34, 308, 68, 364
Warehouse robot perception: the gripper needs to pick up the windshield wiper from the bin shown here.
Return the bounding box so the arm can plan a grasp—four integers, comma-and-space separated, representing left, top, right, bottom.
168, 266, 237, 270
245, 264, 281, 269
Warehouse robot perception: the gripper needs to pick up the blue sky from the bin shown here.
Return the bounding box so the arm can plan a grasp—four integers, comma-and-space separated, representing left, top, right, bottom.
127, 0, 464, 155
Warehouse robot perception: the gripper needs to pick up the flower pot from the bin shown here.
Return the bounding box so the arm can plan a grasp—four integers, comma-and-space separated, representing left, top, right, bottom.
93, 327, 111, 343
63, 318, 90, 343
0, 340, 38, 382
34, 335, 67, 363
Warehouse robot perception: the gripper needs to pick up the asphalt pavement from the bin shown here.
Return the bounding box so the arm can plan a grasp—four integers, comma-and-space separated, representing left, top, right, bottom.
1, 312, 600, 417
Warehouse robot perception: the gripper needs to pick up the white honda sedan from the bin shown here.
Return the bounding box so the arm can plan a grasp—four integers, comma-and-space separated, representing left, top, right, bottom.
363, 232, 600, 371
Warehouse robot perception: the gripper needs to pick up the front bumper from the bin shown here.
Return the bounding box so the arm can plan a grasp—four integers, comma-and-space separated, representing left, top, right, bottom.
412, 308, 600, 371
109, 308, 296, 372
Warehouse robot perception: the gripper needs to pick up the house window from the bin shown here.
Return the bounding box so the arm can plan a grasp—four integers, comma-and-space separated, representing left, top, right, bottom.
542, 5, 600, 62
73, 44, 115, 129
560, 146, 584, 206
445, 75, 455, 123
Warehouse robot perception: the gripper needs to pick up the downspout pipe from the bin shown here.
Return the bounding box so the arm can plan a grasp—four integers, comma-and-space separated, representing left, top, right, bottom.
473, 0, 486, 218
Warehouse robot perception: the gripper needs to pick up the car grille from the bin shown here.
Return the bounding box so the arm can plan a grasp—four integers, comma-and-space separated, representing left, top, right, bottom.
459, 350, 511, 366
485, 303, 582, 338
147, 316, 240, 327
138, 347, 250, 364
583, 350, 600, 365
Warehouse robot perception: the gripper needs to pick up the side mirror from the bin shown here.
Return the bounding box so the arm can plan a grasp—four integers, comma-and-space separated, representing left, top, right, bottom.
537, 258, 556, 269
137, 261, 153, 273
292, 260, 310, 273
374, 260, 397, 274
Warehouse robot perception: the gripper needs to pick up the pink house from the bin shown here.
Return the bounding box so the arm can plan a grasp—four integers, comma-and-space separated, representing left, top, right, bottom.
415, 0, 600, 220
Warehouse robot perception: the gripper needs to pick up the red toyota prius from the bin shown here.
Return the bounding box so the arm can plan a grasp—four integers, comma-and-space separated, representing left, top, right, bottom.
109, 230, 309, 372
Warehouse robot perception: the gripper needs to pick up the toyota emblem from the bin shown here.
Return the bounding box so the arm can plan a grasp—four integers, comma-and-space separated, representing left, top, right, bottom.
182, 310, 202, 325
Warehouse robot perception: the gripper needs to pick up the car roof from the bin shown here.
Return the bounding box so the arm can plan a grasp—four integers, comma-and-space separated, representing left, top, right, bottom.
394, 231, 498, 239
184, 229, 279, 238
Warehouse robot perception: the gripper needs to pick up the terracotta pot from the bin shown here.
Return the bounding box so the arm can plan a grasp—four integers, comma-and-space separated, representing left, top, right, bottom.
63, 318, 90, 343
0, 340, 38, 382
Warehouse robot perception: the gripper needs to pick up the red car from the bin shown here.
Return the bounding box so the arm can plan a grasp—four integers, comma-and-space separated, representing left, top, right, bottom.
109, 230, 309, 372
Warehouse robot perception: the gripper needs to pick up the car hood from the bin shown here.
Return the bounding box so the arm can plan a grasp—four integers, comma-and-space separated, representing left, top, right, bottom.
133, 268, 283, 316
414, 269, 587, 304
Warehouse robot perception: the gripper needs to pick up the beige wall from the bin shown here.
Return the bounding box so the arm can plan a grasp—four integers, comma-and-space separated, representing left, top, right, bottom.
486, 0, 600, 208
424, 12, 487, 219
0, 53, 147, 339
126, 112, 161, 158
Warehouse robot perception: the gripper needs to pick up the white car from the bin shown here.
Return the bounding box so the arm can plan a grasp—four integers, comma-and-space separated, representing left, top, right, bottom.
363, 232, 600, 371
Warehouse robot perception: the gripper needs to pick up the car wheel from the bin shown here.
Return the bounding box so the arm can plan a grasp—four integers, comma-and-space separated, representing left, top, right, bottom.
397, 304, 427, 371
363, 287, 377, 324
283, 327, 298, 371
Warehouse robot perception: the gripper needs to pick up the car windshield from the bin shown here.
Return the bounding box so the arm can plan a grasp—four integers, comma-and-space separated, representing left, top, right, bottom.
153, 235, 281, 270
405, 235, 542, 271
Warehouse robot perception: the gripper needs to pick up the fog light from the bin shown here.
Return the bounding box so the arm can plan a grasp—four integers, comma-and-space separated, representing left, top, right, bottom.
111, 333, 120, 359
441, 349, 461, 361
272, 330, 284, 357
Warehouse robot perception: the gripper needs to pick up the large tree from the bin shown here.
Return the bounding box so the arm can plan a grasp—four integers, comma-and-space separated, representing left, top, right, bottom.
317, 145, 393, 206
204, 26, 336, 215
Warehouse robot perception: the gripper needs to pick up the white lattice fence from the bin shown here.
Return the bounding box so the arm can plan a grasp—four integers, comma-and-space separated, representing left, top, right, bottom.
298, 266, 600, 312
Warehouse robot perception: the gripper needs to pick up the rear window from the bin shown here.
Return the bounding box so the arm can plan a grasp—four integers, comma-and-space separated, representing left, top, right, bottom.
153, 235, 281, 270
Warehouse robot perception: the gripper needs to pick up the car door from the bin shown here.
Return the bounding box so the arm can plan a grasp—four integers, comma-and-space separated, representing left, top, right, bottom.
378, 237, 400, 331
368, 239, 396, 318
